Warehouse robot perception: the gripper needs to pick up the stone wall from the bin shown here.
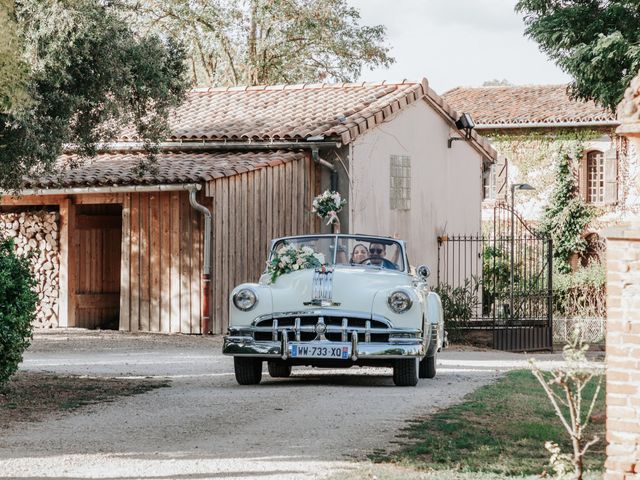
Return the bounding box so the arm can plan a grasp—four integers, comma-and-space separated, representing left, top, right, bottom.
604, 228, 640, 480
0, 211, 60, 328
482, 131, 640, 227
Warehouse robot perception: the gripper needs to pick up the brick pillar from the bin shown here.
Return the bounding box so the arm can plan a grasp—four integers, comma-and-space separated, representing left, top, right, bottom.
604, 228, 640, 480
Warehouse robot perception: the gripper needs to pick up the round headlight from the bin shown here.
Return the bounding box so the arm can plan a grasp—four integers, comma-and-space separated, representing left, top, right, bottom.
233, 288, 257, 311
387, 291, 412, 313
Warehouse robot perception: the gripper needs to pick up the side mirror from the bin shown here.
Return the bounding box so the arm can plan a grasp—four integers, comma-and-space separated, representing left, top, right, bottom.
417, 265, 430, 280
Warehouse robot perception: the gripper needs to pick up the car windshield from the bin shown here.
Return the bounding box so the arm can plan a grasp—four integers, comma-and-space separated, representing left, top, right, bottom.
271, 235, 405, 271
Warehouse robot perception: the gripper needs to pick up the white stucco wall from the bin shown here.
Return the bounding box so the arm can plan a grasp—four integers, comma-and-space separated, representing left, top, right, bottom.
349, 101, 484, 278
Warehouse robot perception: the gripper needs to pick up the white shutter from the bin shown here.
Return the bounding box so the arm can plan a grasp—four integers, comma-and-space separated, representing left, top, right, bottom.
604, 147, 619, 204
495, 155, 508, 204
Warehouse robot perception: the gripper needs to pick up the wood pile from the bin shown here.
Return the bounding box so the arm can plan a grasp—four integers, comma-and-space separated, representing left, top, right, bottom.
0, 211, 60, 328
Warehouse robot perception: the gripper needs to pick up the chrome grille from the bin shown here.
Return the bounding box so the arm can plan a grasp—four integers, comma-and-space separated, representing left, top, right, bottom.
253, 316, 391, 343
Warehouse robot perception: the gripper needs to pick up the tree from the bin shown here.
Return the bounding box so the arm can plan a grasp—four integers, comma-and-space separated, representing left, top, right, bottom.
126, 0, 394, 86
0, 237, 38, 386
539, 149, 594, 274
0, 0, 189, 191
0, 0, 30, 114
516, 0, 640, 111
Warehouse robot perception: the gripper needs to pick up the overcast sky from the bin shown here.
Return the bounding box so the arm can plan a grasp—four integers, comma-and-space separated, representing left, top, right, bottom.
348, 0, 571, 94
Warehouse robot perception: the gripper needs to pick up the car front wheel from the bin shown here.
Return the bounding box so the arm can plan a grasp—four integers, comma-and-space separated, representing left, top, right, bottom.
268, 361, 292, 378
234, 357, 262, 385
419, 355, 436, 379
393, 358, 419, 386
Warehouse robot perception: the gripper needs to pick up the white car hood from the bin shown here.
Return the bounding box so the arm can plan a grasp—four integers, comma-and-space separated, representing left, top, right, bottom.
267, 266, 410, 314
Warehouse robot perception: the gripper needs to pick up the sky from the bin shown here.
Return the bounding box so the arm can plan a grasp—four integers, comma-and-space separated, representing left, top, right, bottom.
348, 0, 571, 95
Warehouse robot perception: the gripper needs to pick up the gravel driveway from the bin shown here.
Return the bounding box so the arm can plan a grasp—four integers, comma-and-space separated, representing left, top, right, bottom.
0, 330, 566, 480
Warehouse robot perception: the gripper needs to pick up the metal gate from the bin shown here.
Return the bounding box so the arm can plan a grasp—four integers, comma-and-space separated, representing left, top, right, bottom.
437, 204, 553, 351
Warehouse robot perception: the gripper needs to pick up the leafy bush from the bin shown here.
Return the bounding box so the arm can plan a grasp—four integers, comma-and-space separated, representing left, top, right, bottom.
539, 150, 595, 273
553, 261, 606, 319
0, 237, 38, 386
433, 277, 480, 341
481, 246, 514, 316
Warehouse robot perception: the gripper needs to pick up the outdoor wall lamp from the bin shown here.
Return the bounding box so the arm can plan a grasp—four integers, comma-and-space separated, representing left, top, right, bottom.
447, 113, 476, 148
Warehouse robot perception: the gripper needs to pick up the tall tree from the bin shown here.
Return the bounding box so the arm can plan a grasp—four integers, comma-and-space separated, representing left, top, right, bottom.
126, 0, 394, 86
0, 0, 189, 191
0, 0, 30, 114
516, 0, 640, 111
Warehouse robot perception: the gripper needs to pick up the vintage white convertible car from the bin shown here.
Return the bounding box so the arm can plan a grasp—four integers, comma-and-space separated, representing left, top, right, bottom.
223, 234, 445, 386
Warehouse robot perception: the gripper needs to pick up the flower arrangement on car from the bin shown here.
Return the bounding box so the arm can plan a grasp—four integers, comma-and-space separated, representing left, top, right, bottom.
266, 244, 325, 283
312, 190, 346, 225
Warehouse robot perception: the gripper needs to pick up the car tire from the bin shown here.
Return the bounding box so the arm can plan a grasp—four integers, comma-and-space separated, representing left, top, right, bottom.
419, 355, 436, 379
393, 358, 419, 386
268, 361, 292, 378
234, 357, 262, 385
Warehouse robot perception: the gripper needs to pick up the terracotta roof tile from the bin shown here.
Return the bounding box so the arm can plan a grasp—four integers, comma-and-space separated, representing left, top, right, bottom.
22, 151, 305, 189
442, 85, 617, 127
119, 81, 427, 145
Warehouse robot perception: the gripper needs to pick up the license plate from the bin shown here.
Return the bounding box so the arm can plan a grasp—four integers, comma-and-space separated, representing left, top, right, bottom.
290, 343, 351, 359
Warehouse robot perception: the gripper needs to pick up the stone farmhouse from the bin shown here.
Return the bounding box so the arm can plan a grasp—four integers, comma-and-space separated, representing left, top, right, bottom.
443, 84, 639, 231
1, 79, 495, 335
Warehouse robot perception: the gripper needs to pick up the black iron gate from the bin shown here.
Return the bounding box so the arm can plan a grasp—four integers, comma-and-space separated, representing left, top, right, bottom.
437, 205, 553, 351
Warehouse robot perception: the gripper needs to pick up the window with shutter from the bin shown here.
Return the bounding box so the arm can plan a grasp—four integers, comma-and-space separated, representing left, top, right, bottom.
483, 163, 496, 200
603, 147, 619, 204
494, 155, 508, 203
586, 151, 605, 204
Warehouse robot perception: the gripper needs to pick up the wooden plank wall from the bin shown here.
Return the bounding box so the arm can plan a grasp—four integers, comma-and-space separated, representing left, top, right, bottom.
120, 191, 203, 333
207, 155, 320, 334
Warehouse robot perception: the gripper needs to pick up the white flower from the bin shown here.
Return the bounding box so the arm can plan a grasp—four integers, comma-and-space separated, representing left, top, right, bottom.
296, 257, 305, 265
302, 246, 313, 255
292, 263, 299, 270
313, 253, 325, 263
278, 261, 285, 268
281, 255, 292, 264
332, 193, 341, 205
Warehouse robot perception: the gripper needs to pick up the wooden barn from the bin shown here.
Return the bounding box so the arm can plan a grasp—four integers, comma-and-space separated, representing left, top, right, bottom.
1, 80, 495, 334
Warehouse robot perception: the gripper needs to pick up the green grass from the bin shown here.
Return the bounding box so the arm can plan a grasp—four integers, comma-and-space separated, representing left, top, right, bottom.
373, 370, 605, 477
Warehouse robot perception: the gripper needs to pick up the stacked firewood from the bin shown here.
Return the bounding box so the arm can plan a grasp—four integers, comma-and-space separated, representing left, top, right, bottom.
0, 211, 60, 328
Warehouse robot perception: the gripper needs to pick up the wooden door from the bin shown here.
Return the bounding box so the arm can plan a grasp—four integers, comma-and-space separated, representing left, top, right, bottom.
74, 205, 122, 329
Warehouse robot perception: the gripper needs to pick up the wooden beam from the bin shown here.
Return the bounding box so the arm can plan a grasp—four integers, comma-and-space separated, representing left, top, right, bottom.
119, 194, 131, 331
58, 198, 71, 327
160, 192, 171, 333
74, 193, 123, 205
2, 195, 66, 207
170, 191, 181, 333
139, 193, 150, 331
149, 193, 160, 332
1, 193, 123, 206
129, 193, 140, 332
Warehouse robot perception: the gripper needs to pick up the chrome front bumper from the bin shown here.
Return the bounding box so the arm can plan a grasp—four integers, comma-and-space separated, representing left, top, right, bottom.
223, 333, 425, 360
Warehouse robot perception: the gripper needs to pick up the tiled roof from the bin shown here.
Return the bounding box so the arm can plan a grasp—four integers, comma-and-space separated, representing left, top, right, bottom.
442, 85, 617, 128
22, 150, 305, 189
120, 81, 427, 145
115, 79, 496, 160
18, 80, 498, 190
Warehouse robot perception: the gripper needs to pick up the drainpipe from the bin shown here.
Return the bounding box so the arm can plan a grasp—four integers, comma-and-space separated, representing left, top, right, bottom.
311, 146, 338, 191
188, 187, 213, 334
